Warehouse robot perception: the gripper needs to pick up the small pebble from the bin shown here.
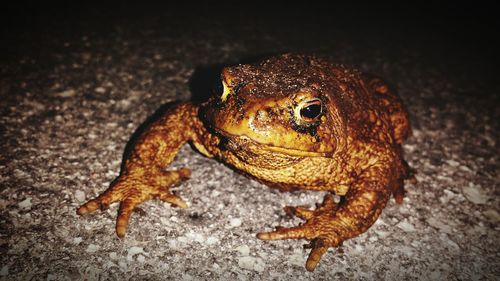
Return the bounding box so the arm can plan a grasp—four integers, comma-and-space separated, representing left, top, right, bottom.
86, 244, 99, 253
18, 198, 32, 210
229, 218, 242, 228
238, 256, 265, 272
235, 245, 250, 256
397, 220, 416, 232
53, 89, 76, 98
462, 183, 489, 204
75, 190, 86, 202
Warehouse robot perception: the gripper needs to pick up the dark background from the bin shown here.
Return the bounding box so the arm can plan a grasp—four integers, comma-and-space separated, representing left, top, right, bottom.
2, 3, 497, 76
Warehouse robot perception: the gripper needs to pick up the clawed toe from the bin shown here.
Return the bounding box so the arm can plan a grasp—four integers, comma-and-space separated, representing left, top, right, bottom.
77, 198, 110, 215
156, 191, 188, 208
257, 224, 316, 240
76, 201, 98, 215
284, 206, 314, 220
305, 239, 330, 272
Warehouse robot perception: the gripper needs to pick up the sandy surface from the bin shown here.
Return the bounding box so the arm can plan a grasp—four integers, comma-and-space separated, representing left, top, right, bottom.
1, 4, 498, 280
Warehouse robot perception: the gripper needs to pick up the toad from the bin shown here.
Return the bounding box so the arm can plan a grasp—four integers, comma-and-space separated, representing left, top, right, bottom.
78, 54, 413, 271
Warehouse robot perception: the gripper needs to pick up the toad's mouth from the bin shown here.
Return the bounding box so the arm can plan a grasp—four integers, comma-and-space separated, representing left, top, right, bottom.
214, 128, 330, 158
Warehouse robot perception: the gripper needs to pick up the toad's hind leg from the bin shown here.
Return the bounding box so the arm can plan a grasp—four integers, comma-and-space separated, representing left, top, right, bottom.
365, 75, 416, 203
391, 151, 417, 204
364, 75, 411, 144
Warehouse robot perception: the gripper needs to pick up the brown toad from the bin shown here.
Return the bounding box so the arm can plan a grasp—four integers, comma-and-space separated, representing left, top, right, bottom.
78, 54, 413, 271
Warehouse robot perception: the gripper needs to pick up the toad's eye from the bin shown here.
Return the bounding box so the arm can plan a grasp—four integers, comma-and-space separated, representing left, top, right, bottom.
296, 98, 322, 121
214, 79, 231, 102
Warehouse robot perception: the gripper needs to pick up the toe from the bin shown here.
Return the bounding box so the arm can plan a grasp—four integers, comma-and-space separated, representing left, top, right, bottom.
284, 206, 314, 220
116, 198, 138, 238
257, 225, 315, 240
77, 200, 100, 215
157, 191, 188, 208
317, 194, 338, 212
305, 239, 329, 271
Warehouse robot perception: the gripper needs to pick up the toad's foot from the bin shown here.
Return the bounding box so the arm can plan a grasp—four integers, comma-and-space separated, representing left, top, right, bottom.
257, 194, 347, 271
77, 168, 191, 237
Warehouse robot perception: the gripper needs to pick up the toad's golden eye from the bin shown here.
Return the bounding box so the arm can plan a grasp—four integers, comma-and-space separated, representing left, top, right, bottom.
215, 79, 231, 102
295, 98, 322, 122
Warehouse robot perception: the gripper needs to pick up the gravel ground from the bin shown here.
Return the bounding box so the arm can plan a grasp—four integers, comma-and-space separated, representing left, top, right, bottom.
1, 4, 498, 281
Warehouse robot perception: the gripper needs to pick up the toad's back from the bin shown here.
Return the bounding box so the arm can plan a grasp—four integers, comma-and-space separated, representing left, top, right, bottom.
324, 66, 411, 146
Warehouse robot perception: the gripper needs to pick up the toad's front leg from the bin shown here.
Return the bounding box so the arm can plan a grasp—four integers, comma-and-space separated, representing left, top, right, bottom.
77, 103, 207, 237
257, 163, 399, 271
